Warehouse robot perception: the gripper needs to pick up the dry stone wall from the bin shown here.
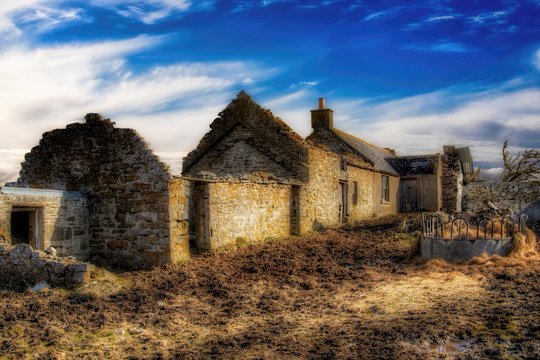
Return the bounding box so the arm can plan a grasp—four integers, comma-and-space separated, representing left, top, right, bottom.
17, 114, 178, 269
183, 91, 308, 182
0, 188, 89, 260
347, 165, 374, 220
195, 181, 291, 249
185, 124, 301, 181
300, 146, 341, 232
0, 243, 94, 291
441, 146, 463, 212
462, 181, 540, 213
168, 178, 192, 261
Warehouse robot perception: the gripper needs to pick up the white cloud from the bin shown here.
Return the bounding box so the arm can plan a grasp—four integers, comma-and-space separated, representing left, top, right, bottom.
0, 35, 273, 182
401, 41, 471, 53
91, 0, 215, 24
426, 15, 458, 22
262, 78, 540, 170
330, 85, 540, 167
469, 10, 512, 25
0, 0, 88, 38
535, 48, 540, 71
363, 10, 388, 21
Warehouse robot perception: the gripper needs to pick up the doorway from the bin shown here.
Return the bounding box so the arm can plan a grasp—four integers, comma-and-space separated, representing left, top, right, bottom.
401, 179, 417, 212
10, 207, 43, 249
338, 181, 348, 223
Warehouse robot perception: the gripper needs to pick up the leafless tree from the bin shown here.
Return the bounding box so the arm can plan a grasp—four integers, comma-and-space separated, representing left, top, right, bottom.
501, 139, 540, 182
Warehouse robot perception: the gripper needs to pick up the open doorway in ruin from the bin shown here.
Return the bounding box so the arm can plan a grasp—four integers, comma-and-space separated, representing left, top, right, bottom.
10, 206, 43, 249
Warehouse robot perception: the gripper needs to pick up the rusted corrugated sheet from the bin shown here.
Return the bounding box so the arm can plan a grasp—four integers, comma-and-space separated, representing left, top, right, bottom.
456, 147, 474, 179
517, 198, 540, 222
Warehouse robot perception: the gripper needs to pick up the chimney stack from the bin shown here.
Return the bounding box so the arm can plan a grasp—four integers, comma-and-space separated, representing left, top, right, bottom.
311, 97, 333, 129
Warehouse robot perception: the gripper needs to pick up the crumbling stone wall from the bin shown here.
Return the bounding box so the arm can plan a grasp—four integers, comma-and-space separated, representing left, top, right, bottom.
17, 114, 181, 269
441, 145, 463, 212
183, 91, 308, 182
185, 124, 304, 181
194, 181, 291, 249
0, 243, 94, 291
0, 188, 89, 260
462, 182, 540, 213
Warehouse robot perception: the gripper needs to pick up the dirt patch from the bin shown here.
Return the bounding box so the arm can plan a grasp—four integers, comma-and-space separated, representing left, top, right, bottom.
0, 214, 538, 359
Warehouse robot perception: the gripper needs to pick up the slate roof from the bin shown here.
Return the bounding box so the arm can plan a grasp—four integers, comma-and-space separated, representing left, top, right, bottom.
330, 128, 399, 176
386, 155, 440, 176
182, 91, 307, 174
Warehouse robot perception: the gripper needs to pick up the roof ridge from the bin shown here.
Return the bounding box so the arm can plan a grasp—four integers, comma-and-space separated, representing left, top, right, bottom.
332, 128, 393, 155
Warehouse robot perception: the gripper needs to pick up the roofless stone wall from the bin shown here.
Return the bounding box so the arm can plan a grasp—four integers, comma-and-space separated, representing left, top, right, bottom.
462, 181, 540, 213
17, 114, 177, 269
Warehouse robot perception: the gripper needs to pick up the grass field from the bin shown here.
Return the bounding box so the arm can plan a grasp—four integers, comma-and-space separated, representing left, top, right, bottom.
1, 214, 538, 359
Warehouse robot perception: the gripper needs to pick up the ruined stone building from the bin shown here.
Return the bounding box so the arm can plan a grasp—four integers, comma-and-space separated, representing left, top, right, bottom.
0, 91, 470, 269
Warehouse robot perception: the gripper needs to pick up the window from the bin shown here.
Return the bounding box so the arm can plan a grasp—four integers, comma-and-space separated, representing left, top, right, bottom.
340, 157, 347, 171
353, 181, 358, 205
382, 175, 389, 202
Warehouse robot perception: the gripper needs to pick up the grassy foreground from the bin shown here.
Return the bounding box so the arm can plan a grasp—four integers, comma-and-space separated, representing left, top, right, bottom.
1, 214, 538, 359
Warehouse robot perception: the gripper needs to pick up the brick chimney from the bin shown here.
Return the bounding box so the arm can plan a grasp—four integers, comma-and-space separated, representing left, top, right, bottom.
311, 97, 333, 129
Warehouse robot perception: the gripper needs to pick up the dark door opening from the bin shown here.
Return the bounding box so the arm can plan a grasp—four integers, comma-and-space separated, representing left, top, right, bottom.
401, 179, 418, 212
290, 185, 301, 235
339, 181, 348, 223
11, 211, 30, 244
10, 207, 42, 248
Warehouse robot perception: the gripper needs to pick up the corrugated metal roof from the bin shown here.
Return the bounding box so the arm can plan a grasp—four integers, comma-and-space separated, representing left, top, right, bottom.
330, 128, 399, 176
456, 146, 474, 179
516, 198, 540, 223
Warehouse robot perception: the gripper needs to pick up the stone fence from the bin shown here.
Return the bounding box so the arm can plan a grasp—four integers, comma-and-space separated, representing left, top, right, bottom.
462, 181, 540, 214
0, 243, 94, 291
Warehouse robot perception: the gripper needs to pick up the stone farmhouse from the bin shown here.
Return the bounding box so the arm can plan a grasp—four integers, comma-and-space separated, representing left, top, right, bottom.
0, 91, 469, 269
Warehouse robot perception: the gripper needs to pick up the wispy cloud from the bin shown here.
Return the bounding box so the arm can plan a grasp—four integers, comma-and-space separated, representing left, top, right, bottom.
90, 0, 216, 24
469, 10, 510, 24
331, 82, 540, 168
426, 14, 459, 22
363, 10, 388, 21
0, 0, 83, 38
259, 77, 540, 170
0, 35, 274, 180
401, 41, 472, 53
535, 48, 540, 71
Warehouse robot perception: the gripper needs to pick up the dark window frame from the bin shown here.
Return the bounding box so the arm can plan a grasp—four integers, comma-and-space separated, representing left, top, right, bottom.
382, 175, 390, 202
353, 181, 358, 205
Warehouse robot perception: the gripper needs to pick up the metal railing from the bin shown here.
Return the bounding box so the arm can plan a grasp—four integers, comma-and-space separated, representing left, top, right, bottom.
421, 212, 528, 240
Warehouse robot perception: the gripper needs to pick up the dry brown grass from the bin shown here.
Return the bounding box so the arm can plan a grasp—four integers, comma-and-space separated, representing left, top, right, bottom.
0, 214, 538, 359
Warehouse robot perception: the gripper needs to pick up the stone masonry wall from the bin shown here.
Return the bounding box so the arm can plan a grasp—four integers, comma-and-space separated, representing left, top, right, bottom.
0, 189, 89, 260
195, 181, 291, 249
347, 165, 374, 220
185, 124, 300, 181
462, 181, 540, 213
441, 145, 462, 212
168, 178, 192, 262
17, 114, 174, 269
0, 243, 94, 291
300, 146, 341, 232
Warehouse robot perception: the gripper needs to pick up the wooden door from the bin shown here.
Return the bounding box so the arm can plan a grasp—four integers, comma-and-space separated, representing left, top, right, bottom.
401, 179, 417, 212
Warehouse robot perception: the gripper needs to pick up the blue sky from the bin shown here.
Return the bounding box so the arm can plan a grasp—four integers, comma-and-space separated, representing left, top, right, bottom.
0, 0, 539, 182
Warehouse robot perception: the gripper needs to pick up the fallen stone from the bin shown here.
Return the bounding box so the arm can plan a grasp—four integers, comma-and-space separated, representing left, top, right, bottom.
31, 280, 51, 292
45, 246, 57, 257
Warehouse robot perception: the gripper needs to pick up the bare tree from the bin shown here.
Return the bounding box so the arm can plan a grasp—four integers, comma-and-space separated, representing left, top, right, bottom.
501, 139, 540, 182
